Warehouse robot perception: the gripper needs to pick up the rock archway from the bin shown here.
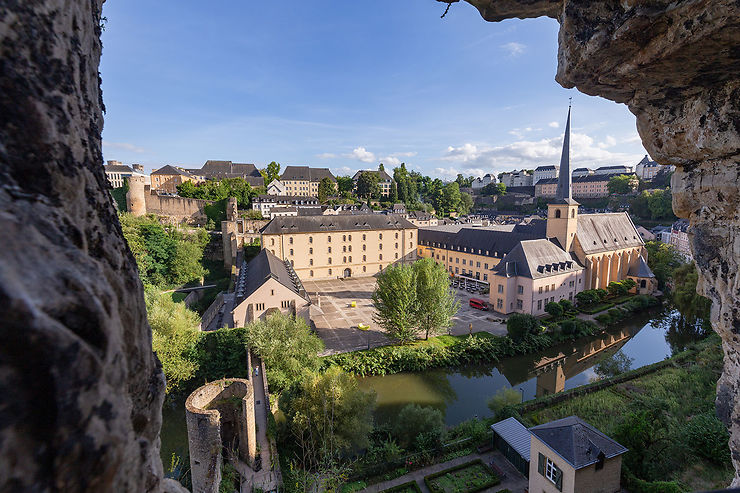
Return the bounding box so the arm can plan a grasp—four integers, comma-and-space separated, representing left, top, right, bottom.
0, 0, 737, 491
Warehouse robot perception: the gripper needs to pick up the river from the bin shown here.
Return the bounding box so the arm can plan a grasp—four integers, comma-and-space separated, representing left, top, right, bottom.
160, 306, 706, 464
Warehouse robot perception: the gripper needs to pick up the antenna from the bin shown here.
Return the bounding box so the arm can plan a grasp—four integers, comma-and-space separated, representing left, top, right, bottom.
569, 97, 573, 108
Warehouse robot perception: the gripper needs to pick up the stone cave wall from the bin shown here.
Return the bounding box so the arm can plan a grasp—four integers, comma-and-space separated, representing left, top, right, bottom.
446, 0, 740, 482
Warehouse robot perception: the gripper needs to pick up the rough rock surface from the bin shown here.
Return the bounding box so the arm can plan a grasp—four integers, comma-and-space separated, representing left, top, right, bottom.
443, 0, 740, 483
0, 2, 184, 492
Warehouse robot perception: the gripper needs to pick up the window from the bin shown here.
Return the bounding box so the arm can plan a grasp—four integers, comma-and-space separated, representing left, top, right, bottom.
270, 238, 275, 246
483, 274, 488, 281
348, 235, 352, 241
289, 249, 293, 256
328, 258, 332, 264
281, 300, 290, 308
309, 259, 313, 266
496, 299, 503, 309
363, 266, 366, 272
348, 245, 352, 252
328, 268, 332, 275
379, 254, 383, 260
484, 263, 488, 269
395, 232, 398, 239
271, 289, 274, 296
309, 236, 313, 244
410, 232, 413, 238
289, 237, 293, 244
456, 258, 459, 264
343, 235, 346, 241
538, 286, 543, 294
349, 256, 352, 262
517, 286, 524, 294
362, 244, 366, 251
516, 299, 523, 309
537, 300, 542, 310
328, 246, 332, 253
328, 236, 332, 243
362, 234, 366, 241
462, 259, 466, 265
395, 253, 398, 259
255, 303, 266, 311
410, 241, 413, 248
379, 233, 383, 240
363, 255, 366, 261
395, 242, 398, 249
343, 246, 347, 252
343, 256, 347, 263
544, 457, 562, 489
545, 285, 550, 292
498, 285, 504, 293
379, 244, 383, 250
569, 280, 574, 287
551, 283, 555, 290
455, 267, 459, 274
555, 209, 561, 218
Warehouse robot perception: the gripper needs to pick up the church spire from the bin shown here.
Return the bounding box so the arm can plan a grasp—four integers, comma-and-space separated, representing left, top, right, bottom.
555, 103, 572, 202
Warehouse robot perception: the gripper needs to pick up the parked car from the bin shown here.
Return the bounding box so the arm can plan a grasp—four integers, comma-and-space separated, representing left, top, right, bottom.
469, 298, 488, 310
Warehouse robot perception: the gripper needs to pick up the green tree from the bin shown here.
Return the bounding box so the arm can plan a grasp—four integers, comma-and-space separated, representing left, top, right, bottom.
243, 312, 324, 391
647, 188, 674, 220
645, 240, 683, 289
392, 404, 446, 449
671, 262, 711, 322
607, 280, 630, 297
263, 161, 281, 185
335, 175, 354, 195
145, 287, 200, 393
441, 182, 461, 215
455, 174, 465, 186
607, 174, 638, 194
545, 301, 564, 317
558, 299, 574, 312
372, 264, 419, 343
280, 367, 376, 470
458, 192, 474, 215
318, 177, 336, 203
176, 180, 198, 197
414, 258, 459, 339
481, 182, 506, 196
506, 313, 540, 342
389, 180, 398, 203
356, 171, 380, 199
487, 388, 522, 417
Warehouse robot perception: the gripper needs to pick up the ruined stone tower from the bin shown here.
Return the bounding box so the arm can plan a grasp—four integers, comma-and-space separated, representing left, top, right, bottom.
126, 174, 147, 216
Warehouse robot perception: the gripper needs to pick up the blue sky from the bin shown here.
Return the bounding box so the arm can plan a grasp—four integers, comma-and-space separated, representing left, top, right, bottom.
100, 0, 648, 178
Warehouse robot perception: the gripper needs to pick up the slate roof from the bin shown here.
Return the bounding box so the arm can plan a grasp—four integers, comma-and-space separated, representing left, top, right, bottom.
234, 249, 310, 304
254, 195, 319, 205
628, 256, 655, 278
152, 165, 194, 177
574, 173, 635, 183
596, 165, 632, 171
296, 206, 325, 216
261, 214, 416, 234
492, 239, 583, 279
492, 418, 531, 462
529, 416, 627, 470
536, 165, 558, 171
418, 227, 542, 259
270, 206, 298, 213
104, 164, 133, 173
576, 212, 644, 255
352, 169, 393, 182
536, 178, 559, 185
280, 166, 335, 182
672, 219, 689, 232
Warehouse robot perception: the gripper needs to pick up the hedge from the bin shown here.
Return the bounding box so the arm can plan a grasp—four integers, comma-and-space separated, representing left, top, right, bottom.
381, 480, 423, 493
423, 459, 500, 493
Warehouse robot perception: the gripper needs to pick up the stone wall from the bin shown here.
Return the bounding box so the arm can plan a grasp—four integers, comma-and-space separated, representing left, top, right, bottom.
144, 192, 210, 225
443, 0, 740, 482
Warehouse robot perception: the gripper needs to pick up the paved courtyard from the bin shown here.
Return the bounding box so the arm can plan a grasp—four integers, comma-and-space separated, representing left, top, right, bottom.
303, 277, 508, 355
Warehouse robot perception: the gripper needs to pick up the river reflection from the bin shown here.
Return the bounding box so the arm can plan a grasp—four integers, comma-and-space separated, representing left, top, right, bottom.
358, 307, 698, 426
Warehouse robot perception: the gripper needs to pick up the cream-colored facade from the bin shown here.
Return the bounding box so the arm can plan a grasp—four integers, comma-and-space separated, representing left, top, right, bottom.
151, 165, 202, 193
282, 178, 321, 197
262, 217, 417, 281
529, 435, 622, 493
279, 166, 335, 197
417, 244, 499, 283
491, 268, 584, 316
232, 276, 310, 327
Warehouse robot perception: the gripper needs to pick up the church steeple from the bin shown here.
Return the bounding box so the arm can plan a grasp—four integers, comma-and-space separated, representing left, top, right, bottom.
555, 104, 573, 202
546, 103, 579, 252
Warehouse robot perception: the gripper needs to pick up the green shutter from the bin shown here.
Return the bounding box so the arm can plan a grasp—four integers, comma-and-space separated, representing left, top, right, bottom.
538, 453, 545, 475
555, 466, 563, 491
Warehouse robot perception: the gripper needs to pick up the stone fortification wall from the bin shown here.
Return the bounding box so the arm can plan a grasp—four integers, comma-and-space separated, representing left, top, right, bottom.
185, 379, 257, 493
144, 192, 209, 225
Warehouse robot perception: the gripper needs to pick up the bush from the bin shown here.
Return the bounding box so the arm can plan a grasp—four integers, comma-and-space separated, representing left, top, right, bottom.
506, 313, 541, 342
681, 413, 731, 465
558, 299, 574, 312
393, 404, 446, 449
487, 388, 522, 417
558, 318, 598, 339
545, 302, 564, 317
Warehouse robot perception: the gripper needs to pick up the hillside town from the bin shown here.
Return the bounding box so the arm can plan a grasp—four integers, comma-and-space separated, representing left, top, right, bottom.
102, 107, 715, 493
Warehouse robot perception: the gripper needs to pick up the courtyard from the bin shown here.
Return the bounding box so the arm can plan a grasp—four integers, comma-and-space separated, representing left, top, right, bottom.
303, 277, 508, 355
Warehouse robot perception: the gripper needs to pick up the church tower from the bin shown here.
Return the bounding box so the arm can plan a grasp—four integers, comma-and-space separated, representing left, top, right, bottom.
546, 105, 579, 252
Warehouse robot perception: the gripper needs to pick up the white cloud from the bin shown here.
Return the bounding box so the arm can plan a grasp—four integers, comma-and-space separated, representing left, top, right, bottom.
441, 132, 645, 171
332, 166, 354, 176
548, 121, 560, 128
380, 156, 401, 166
103, 141, 147, 153
598, 135, 617, 149
501, 42, 525, 57
623, 134, 642, 144
316, 152, 337, 159
344, 146, 376, 163
392, 151, 417, 158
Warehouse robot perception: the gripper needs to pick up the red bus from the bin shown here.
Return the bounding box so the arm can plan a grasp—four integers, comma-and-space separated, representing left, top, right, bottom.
469, 298, 488, 311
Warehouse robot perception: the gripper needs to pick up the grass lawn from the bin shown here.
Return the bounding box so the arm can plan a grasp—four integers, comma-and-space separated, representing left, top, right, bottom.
610, 294, 635, 304
425, 460, 499, 493
520, 336, 733, 491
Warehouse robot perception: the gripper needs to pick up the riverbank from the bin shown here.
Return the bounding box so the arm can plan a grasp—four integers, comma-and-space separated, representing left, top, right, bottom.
516, 334, 730, 492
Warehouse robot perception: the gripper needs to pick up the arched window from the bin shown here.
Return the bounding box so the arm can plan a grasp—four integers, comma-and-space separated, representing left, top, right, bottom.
309, 248, 313, 254
289, 249, 293, 255
555, 209, 561, 218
